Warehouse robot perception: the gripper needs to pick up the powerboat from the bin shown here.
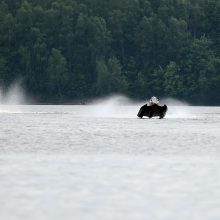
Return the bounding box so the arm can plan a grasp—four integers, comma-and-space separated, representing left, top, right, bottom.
137, 97, 168, 119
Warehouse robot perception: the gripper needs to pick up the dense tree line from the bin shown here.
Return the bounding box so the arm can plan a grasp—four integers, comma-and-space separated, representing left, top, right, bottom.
0, 0, 219, 104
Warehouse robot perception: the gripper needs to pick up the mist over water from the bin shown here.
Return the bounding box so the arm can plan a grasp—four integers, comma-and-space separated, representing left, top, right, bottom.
0, 82, 29, 105
88, 95, 138, 118
87, 95, 191, 119
0, 82, 30, 113
89, 95, 189, 106
89, 95, 138, 106
0, 87, 200, 119
0, 91, 194, 119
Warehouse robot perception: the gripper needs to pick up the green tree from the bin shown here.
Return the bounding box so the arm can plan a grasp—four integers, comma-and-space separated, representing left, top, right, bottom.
0, 0, 219, 104
88, 16, 111, 57
46, 48, 68, 100
135, 16, 154, 71
164, 61, 183, 97
0, 57, 8, 86
107, 56, 128, 93
95, 58, 110, 95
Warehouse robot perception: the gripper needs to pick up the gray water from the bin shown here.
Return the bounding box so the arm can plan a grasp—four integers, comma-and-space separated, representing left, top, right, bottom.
0, 105, 220, 220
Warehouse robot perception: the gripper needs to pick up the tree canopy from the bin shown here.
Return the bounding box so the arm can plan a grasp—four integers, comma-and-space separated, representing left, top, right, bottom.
0, 0, 219, 104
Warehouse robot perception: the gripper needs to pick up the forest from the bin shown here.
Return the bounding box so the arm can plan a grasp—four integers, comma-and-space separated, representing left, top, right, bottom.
0, 0, 220, 104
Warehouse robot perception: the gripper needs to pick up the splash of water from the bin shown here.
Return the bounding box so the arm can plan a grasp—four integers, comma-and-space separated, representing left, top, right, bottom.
0, 83, 27, 105
160, 97, 189, 106
159, 97, 192, 118
87, 95, 192, 119
87, 95, 138, 118
0, 81, 32, 113
89, 95, 138, 106
0, 88, 194, 119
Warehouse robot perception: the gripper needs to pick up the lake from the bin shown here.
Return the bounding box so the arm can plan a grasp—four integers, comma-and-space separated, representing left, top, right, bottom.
0, 104, 220, 220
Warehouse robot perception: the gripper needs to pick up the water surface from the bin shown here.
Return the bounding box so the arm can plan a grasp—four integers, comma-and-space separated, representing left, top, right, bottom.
0, 105, 220, 220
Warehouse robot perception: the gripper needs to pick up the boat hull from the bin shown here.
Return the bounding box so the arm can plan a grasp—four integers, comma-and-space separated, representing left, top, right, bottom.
137, 104, 168, 119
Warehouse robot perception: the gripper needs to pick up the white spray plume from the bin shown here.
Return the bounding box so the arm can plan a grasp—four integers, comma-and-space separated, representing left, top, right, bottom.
159, 97, 193, 118
160, 97, 189, 106
87, 95, 138, 118
86, 95, 192, 119
0, 81, 30, 105
89, 94, 138, 106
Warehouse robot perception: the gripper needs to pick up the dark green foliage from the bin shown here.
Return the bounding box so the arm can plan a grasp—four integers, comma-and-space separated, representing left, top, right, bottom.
0, 0, 219, 104
46, 48, 68, 99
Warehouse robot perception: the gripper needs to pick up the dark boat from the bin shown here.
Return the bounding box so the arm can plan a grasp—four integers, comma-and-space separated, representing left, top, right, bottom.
137, 104, 168, 119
